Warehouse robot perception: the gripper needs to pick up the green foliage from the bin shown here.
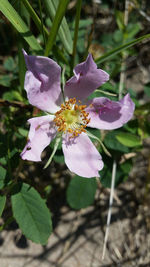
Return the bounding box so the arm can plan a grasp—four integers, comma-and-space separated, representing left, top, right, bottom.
67, 176, 97, 210
0, 195, 6, 217
104, 131, 129, 153
0, 0, 42, 52
4, 57, 16, 71
96, 34, 150, 65
100, 157, 132, 188
44, 0, 73, 54
116, 132, 142, 147
11, 183, 52, 244
0, 166, 6, 189
44, 0, 70, 56
144, 84, 150, 97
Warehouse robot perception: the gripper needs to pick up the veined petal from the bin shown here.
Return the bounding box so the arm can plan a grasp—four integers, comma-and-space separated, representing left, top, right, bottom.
23, 50, 62, 113
64, 54, 109, 100
62, 133, 104, 178
86, 94, 135, 130
21, 115, 57, 161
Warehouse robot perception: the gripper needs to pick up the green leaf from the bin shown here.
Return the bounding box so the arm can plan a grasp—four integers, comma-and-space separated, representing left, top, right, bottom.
0, 75, 12, 87
44, 0, 72, 54
18, 128, 28, 137
115, 10, 124, 31
4, 57, 15, 71
120, 160, 132, 174
126, 23, 141, 39
53, 149, 64, 163
100, 165, 123, 188
104, 131, 129, 153
0, 0, 42, 51
3, 91, 23, 101
96, 34, 150, 64
144, 84, 150, 97
0, 195, 6, 217
21, 0, 49, 38
11, 183, 52, 244
0, 166, 6, 189
116, 132, 142, 147
67, 176, 97, 210
44, 0, 70, 56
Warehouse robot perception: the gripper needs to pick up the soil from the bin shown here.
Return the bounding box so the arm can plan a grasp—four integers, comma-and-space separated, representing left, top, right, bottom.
0, 141, 150, 267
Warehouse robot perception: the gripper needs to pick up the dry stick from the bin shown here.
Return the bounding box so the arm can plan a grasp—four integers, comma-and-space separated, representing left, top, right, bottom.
130, 2, 150, 22
102, 0, 129, 260
0, 98, 32, 109
102, 160, 117, 260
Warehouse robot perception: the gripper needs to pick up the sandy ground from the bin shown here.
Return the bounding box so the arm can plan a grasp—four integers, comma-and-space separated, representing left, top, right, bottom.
0, 154, 150, 267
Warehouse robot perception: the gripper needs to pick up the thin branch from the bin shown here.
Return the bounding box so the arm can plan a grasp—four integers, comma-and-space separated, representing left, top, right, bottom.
102, 1, 129, 259
0, 99, 32, 109
102, 159, 117, 260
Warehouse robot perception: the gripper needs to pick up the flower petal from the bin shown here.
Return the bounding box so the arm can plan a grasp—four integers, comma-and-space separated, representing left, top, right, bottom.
21, 115, 57, 161
23, 50, 62, 113
62, 133, 104, 178
86, 94, 135, 130
64, 54, 109, 100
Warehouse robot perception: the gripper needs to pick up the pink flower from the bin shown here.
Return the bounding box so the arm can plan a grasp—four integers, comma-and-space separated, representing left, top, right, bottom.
21, 51, 135, 178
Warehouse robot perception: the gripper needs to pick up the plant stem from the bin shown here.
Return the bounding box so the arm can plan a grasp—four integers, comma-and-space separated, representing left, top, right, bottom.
118, 0, 129, 100
21, 0, 49, 38
70, 0, 82, 75
38, 0, 46, 47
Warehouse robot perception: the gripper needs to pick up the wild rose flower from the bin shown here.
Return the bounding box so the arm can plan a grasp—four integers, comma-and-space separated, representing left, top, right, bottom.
21, 51, 135, 178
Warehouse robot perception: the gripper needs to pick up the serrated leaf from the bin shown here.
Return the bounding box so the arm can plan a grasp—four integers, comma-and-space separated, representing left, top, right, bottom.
67, 176, 97, 210
0, 0, 42, 51
116, 132, 142, 147
0, 195, 6, 217
11, 183, 52, 244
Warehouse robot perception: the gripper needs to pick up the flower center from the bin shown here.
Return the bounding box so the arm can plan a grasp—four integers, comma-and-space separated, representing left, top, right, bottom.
53, 98, 90, 138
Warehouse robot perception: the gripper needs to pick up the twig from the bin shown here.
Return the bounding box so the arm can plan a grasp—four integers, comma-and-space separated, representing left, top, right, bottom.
0, 99, 32, 109
102, 159, 117, 260
130, 1, 150, 22
102, 2, 130, 259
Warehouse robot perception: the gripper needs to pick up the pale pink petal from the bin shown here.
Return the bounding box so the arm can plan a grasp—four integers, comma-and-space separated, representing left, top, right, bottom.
23, 50, 62, 113
21, 115, 57, 161
62, 133, 104, 178
64, 54, 109, 100
86, 94, 135, 130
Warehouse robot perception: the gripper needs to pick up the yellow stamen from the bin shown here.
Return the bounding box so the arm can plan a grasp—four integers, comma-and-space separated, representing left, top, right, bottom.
53, 98, 90, 138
